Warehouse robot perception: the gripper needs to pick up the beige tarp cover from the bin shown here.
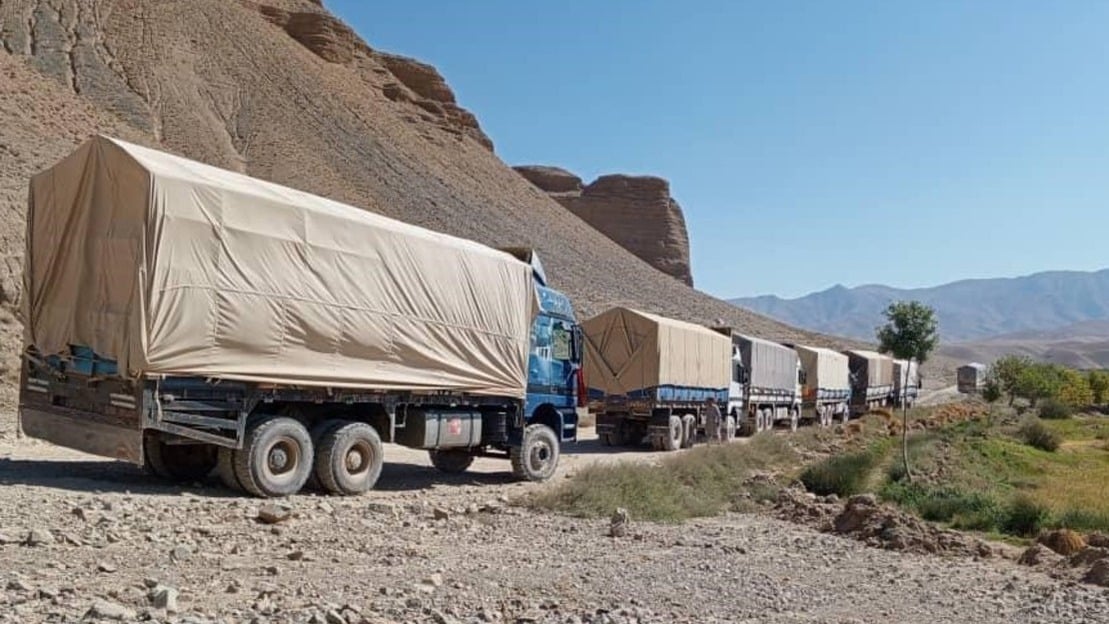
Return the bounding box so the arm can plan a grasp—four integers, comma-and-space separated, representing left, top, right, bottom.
581, 307, 730, 396
23, 136, 537, 397
846, 350, 894, 387
795, 345, 850, 392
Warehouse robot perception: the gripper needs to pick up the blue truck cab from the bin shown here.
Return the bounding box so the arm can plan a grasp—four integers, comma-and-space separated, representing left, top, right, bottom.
526, 284, 585, 445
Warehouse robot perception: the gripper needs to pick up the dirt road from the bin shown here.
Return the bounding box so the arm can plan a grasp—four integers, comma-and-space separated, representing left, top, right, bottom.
1, 426, 1107, 623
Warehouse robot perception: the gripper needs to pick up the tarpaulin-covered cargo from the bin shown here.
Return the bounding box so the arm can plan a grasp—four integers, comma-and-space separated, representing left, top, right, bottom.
23, 136, 537, 397
893, 359, 920, 392
845, 350, 894, 389
794, 345, 850, 394
732, 334, 798, 392
581, 307, 730, 396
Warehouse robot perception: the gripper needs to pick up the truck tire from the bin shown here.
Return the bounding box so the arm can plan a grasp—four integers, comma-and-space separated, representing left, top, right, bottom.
233, 416, 314, 498
510, 423, 560, 481
316, 422, 384, 495
217, 447, 243, 492
725, 415, 737, 442
306, 419, 345, 491
661, 415, 682, 451
429, 449, 475, 474
680, 414, 696, 448
143, 434, 217, 482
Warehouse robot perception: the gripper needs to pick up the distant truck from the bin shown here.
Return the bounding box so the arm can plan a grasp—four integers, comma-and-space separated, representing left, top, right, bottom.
892, 359, 922, 408
583, 307, 730, 450
718, 331, 803, 434
789, 345, 851, 427
19, 136, 585, 497
845, 350, 895, 414
957, 363, 987, 394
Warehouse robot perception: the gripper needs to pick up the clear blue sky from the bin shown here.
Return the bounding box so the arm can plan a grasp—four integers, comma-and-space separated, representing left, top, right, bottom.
329, 1, 1109, 299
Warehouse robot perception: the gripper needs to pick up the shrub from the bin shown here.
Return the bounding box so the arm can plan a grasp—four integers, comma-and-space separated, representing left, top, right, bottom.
881, 481, 1002, 528
1001, 495, 1050, 536
530, 433, 797, 522
1037, 398, 1072, 420
1054, 508, 1109, 533
800, 449, 878, 497
1020, 418, 1062, 452
1088, 370, 1109, 405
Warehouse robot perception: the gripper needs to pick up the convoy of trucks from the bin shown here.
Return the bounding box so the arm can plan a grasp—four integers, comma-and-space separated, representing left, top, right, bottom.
17, 137, 929, 497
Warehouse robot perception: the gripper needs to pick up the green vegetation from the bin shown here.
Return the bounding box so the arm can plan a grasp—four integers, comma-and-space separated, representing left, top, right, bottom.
987, 356, 1104, 409
530, 434, 797, 522
1038, 398, 1072, 420
800, 447, 883, 497
869, 409, 1109, 537
1020, 417, 1062, 451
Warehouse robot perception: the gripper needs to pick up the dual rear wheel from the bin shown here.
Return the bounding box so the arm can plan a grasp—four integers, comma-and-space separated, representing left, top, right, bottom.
218, 416, 383, 497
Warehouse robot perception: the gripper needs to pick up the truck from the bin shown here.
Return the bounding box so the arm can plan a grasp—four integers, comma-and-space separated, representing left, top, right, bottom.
844, 349, 894, 414
718, 331, 803, 434
18, 136, 586, 497
957, 362, 987, 394
892, 359, 921, 407
789, 344, 851, 427
582, 307, 730, 450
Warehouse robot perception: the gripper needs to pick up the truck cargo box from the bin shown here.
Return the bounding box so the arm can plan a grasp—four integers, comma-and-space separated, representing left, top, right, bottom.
732, 334, 798, 393
581, 307, 730, 398
23, 136, 536, 398
957, 363, 987, 393
845, 350, 894, 389
794, 345, 850, 394
893, 359, 920, 392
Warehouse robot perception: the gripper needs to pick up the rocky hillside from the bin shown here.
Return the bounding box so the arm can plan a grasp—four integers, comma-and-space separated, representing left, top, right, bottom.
514, 166, 693, 286
0, 0, 868, 391
733, 268, 1109, 342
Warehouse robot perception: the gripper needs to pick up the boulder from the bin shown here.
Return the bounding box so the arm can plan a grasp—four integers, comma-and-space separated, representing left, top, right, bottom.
1018, 543, 1064, 567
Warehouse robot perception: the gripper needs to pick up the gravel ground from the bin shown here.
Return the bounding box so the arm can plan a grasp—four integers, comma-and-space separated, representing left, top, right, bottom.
1, 429, 1107, 624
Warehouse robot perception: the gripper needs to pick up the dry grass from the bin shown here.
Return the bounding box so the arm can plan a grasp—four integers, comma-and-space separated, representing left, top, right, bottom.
530, 434, 797, 522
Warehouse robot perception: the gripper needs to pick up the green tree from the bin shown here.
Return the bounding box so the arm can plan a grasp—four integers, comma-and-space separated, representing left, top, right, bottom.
877, 301, 939, 482
991, 355, 1032, 406
1057, 368, 1094, 408
1088, 370, 1109, 405
1013, 363, 1063, 407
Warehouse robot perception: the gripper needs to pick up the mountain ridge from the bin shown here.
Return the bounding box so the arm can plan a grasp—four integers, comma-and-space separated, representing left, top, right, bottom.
731, 268, 1109, 343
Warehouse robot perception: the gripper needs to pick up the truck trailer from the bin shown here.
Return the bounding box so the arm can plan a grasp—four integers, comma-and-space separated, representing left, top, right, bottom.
583, 307, 730, 451
957, 363, 987, 394
789, 344, 851, 427
844, 350, 894, 415
892, 359, 921, 408
19, 136, 585, 497
718, 331, 803, 434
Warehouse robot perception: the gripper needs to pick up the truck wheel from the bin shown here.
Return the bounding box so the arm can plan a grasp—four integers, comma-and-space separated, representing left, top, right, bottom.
316, 422, 384, 495
660, 415, 682, 451
143, 434, 217, 482
233, 416, 314, 498
725, 415, 737, 442
510, 424, 560, 481
306, 419, 345, 491
840, 408, 851, 424
429, 449, 474, 474
680, 414, 696, 448
217, 447, 243, 492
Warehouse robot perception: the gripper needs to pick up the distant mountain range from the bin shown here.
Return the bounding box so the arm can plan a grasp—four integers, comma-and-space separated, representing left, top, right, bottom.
730, 268, 1109, 343
938, 320, 1109, 369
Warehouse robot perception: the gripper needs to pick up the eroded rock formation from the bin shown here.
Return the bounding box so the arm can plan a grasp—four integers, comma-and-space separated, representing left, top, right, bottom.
515, 166, 693, 286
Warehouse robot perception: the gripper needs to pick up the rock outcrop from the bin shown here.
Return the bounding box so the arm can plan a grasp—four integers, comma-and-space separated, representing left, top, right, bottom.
515, 166, 693, 286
